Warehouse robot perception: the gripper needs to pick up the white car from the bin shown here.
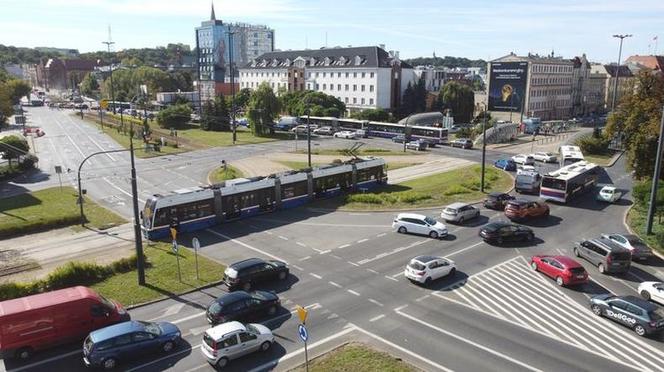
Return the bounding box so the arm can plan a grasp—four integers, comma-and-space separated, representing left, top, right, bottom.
512, 154, 535, 165
516, 165, 536, 174
596, 185, 621, 203
638, 282, 664, 306
333, 130, 357, 139
405, 255, 456, 285
531, 152, 558, 163
392, 213, 448, 239
201, 321, 274, 368
440, 202, 480, 224
602, 233, 653, 261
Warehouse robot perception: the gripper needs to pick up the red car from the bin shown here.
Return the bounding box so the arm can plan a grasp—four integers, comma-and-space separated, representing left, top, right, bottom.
530, 255, 588, 286
504, 199, 549, 221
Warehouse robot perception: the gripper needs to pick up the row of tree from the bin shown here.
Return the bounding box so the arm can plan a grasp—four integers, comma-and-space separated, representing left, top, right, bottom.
0, 68, 31, 127
403, 56, 486, 69
81, 67, 193, 101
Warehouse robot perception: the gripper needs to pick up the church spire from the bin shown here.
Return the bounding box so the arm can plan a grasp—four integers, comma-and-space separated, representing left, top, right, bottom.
210, 1, 216, 21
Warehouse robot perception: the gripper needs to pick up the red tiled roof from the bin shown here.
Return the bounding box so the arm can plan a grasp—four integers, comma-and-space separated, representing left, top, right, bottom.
625, 55, 664, 71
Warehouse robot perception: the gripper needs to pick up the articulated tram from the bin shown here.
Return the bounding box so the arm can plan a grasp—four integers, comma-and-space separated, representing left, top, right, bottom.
141, 157, 387, 240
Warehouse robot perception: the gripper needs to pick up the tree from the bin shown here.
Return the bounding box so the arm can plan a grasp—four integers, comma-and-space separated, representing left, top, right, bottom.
440, 81, 475, 123
201, 94, 230, 131
247, 83, 281, 136
605, 71, 664, 179
351, 108, 390, 122
280, 90, 345, 118
0, 78, 31, 125
156, 104, 192, 129
0, 135, 29, 167
100, 66, 191, 102
234, 88, 252, 110
79, 73, 99, 97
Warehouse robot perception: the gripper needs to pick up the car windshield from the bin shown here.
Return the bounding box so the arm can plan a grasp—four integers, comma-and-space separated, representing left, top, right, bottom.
408, 262, 425, 271
516, 175, 536, 183
208, 301, 223, 314
98, 295, 116, 311
626, 236, 647, 248
252, 292, 270, 301
139, 321, 163, 336
246, 324, 260, 334
650, 308, 664, 321
443, 208, 457, 214
423, 216, 437, 225
570, 267, 586, 275
610, 251, 631, 261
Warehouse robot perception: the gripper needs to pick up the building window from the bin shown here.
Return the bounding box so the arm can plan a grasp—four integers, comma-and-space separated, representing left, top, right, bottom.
361, 72, 366, 78
308, 72, 311, 78
353, 97, 357, 104
330, 84, 334, 91
315, 83, 319, 90
345, 97, 349, 103
345, 84, 349, 91
323, 83, 326, 90
353, 84, 357, 91
361, 85, 365, 92
323, 72, 326, 77
338, 72, 341, 77
345, 72, 349, 78
353, 72, 357, 78
316, 72, 319, 77
361, 98, 365, 105
338, 84, 341, 90
369, 85, 374, 92
369, 98, 374, 105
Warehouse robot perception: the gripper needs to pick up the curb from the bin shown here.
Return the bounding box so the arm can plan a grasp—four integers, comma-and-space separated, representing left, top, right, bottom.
622, 204, 664, 261
605, 151, 625, 168
126, 279, 225, 310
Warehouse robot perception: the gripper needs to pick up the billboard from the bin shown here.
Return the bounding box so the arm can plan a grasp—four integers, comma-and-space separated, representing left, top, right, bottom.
488, 62, 528, 112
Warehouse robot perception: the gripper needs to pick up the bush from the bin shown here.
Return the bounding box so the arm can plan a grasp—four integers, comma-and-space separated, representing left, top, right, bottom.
575, 134, 610, 155
397, 192, 431, 203
346, 193, 384, 204
19, 154, 38, 170
0, 281, 45, 301
444, 184, 471, 195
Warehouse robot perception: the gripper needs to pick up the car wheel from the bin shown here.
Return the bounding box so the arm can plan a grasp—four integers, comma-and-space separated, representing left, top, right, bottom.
103, 357, 118, 370
497, 237, 503, 244
573, 248, 580, 257
448, 268, 456, 277
475, 211, 480, 219
641, 290, 651, 300
530, 262, 538, 271
398, 226, 407, 234
458, 217, 465, 224
556, 276, 564, 286
216, 357, 229, 368
278, 271, 287, 280
15, 347, 32, 360
591, 304, 602, 316
429, 231, 439, 239
242, 282, 252, 291
525, 233, 534, 242
544, 210, 550, 217
261, 341, 272, 352
162, 341, 175, 353
268, 305, 277, 316
634, 324, 647, 337
598, 263, 606, 274
424, 277, 432, 286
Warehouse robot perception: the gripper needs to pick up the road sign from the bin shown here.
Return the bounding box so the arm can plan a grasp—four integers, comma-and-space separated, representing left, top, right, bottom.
172, 239, 179, 254
100, 99, 109, 110
54, 166, 62, 174
296, 305, 308, 324
298, 324, 308, 342
192, 237, 200, 251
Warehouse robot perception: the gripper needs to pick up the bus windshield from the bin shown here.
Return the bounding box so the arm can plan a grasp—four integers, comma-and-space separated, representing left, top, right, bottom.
541, 177, 566, 190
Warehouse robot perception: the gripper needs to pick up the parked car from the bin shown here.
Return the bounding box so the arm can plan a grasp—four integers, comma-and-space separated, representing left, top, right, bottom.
504, 199, 550, 221
201, 321, 274, 369
83, 321, 181, 370
516, 165, 536, 174
601, 233, 653, 261
223, 258, 289, 291
597, 185, 622, 203
530, 255, 588, 286
290, 124, 318, 134
573, 237, 631, 274
405, 140, 428, 151
440, 202, 480, 224
313, 126, 336, 135
514, 171, 542, 194
404, 256, 456, 285
531, 152, 557, 163
451, 138, 473, 149
478, 222, 534, 244
391, 134, 409, 143
392, 213, 447, 239
483, 192, 516, 210
206, 291, 280, 325
590, 295, 664, 336
275, 116, 299, 131
449, 125, 461, 133
494, 159, 517, 171
511, 154, 535, 165
333, 130, 357, 139
638, 282, 664, 306
0, 286, 129, 360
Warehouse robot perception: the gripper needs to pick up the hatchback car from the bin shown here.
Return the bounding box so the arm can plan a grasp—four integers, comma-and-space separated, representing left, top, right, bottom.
573, 237, 631, 274
531, 152, 557, 163
451, 138, 473, 149
392, 213, 447, 239
512, 154, 535, 165
405, 140, 428, 151
601, 233, 653, 261
333, 130, 356, 139
596, 185, 622, 203
484, 192, 516, 210
391, 134, 410, 143
494, 159, 517, 171
404, 256, 456, 285
504, 199, 549, 221
530, 255, 588, 286
313, 126, 336, 135
478, 222, 534, 244
206, 291, 280, 325
638, 282, 664, 306
590, 295, 664, 336
83, 321, 181, 370
223, 258, 289, 291
201, 321, 274, 369
440, 202, 480, 224
514, 171, 542, 194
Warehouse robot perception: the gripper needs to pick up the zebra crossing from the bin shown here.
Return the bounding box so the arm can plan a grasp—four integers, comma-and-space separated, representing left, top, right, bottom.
435, 256, 664, 372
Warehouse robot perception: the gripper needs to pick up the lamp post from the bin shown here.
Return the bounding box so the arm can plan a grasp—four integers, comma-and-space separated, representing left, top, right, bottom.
611, 34, 632, 112
479, 102, 488, 192
102, 41, 116, 115
646, 106, 664, 234
228, 30, 237, 145
403, 115, 411, 152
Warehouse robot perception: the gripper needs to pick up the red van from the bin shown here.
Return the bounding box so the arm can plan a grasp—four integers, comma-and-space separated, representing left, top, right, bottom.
0, 286, 129, 360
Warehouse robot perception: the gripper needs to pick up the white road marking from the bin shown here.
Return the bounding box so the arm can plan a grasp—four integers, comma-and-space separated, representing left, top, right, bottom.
7, 350, 82, 372
347, 289, 361, 296
172, 311, 206, 324
329, 281, 343, 288
443, 241, 484, 258
357, 238, 369, 243
279, 235, 289, 241
319, 249, 332, 254
391, 271, 405, 278
348, 261, 360, 267
338, 244, 351, 249
416, 294, 430, 302
368, 298, 384, 307
370, 314, 386, 322
385, 275, 399, 282
296, 242, 307, 247
103, 177, 146, 203
310, 273, 323, 279
330, 254, 342, 260
299, 255, 312, 261
366, 268, 379, 274
207, 230, 288, 263
265, 231, 273, 235
146, 303, 186, 321
376, 232, 387, 237
291, 264, 304, 271
356, 240, 428, 265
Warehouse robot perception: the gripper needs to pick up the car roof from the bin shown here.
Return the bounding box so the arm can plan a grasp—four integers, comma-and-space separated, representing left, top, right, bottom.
216, 291, 251, 305
206, 321, 246, 340
548, 255, 582, 268
230, 258, 266, 270
90, 321, 145, 343
397, 213, 426, 220
508, 199, 529, 205
412, 255, 440, 264
618, 295, 659, 311
484, 221, 511, 230
446, 202, 469, 209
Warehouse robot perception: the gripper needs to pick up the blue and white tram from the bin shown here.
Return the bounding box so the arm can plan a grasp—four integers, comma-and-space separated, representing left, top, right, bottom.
142, 158, 387, 240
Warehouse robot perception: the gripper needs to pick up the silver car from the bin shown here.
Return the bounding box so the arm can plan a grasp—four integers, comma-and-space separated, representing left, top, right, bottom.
201, 321, 274, 368
602, 233, 653, 261
440, 202, 480, 224
392, 213, 447, 239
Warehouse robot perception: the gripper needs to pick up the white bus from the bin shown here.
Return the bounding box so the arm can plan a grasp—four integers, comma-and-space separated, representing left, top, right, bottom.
540, 161, 599, 203
559, 145, 584, 167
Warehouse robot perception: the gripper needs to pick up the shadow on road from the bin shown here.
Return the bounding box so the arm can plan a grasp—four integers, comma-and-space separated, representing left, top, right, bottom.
416, 271, 469, 291
517, 215, 563, 228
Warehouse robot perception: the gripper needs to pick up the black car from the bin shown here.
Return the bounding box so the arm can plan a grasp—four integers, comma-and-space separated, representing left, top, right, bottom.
206, 291, 280, 325
478, 222, 534, 244
483, 192, 516, 210
223, 258, 289, 291
590, 294, 664, 336
392, 135, 410, 143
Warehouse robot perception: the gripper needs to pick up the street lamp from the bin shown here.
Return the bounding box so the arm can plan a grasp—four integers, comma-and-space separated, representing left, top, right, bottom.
646, 106, 664, 234
102, 41, 116, 115
479, 102, 488, 192
403, 115, 411, 152
611, 34, 632, 112
228, 30, 237, 145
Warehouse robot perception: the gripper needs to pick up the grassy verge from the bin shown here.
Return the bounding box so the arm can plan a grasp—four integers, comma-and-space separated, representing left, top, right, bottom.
275, 161, 422, 172
176, 126, 291, 147
294, 148, 424, 156
92, 242, 225, 306
209, 165, 244, 183
0, 187, 126, 238
627, 205, 664, 255
584, 153, 614, 166
387, 163, 421, 171
292, 343, 416, 372
342, 165, 512, 210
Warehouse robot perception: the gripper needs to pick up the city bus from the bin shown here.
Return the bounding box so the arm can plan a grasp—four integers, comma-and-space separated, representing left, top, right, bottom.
522, 117, 541, 134
539, 161, 599, 203
559, 145, 585, 167
106, 101, 132, 112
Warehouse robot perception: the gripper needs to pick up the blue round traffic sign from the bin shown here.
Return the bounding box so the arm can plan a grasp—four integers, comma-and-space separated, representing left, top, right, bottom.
298, 324, 308, 342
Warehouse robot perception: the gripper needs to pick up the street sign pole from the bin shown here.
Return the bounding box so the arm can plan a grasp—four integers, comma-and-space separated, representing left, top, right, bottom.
296, 306, 309, 372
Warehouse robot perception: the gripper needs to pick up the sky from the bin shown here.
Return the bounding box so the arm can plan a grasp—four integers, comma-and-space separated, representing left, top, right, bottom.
1, 0, 662, 63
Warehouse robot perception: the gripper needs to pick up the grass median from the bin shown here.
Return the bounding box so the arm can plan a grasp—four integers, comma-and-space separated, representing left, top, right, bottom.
176, 126, 290, 147
209, 165, 245, 183
291, 343, 416, 372
0, 187, 126, 238
342, 165, 512, 210
584, 153, 614, 166
275, 160, 420, 172
294, 148, 424, 156
627, 205, 664, 255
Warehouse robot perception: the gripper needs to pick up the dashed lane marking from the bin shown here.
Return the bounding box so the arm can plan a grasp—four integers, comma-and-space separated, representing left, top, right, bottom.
279, 235, 289, 241
369, 314, 386, 322
296, 242, 307, 247
319, 249, 332, 254
291, 264, 304, 271
357, 238, 369, 243
366, 269, 379, 275
329, 281, 342, 288
385, 275, 399, 282
299, 256, 311, 261
330, 254, 342, 260
348, 261, 360, 267
368, 298, 384, 307
338, 244, 351, 249
376, 233, 387, 237
347, 289, 361, 296
310, 273, 323, 279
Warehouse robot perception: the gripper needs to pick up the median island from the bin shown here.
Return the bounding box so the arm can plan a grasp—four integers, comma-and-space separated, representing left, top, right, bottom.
291, 342, 417, 372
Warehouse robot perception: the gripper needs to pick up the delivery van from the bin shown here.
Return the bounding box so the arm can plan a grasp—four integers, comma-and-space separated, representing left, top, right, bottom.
0, 286, 129, 360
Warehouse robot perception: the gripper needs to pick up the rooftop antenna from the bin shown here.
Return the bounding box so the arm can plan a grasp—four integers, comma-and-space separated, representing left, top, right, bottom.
325, 32, 328, 48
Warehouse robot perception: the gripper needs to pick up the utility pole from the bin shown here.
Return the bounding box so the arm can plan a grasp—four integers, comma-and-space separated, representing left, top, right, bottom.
611, 34, 632, 112
102, 28, 116, 115
646, 106, 664, 234
228, 30, 237, 145
480, 103, 488, 192
307, 106, 312, 167
403, 115, 410, 152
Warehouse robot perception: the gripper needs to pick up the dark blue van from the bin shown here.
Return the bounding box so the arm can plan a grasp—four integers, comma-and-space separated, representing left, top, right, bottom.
83, 321, 181, 369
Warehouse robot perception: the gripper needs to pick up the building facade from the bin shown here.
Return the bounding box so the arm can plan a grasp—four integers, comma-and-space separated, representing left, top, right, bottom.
589, 64, 634, 111
412, 66, 477, 92
35, 58, 98, 92
625, 55, 664, 74
238, 46, 414, 112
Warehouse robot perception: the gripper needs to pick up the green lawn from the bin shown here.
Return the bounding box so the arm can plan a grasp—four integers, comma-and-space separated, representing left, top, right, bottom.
176, 126, 291, 147
92, 242, 225, 306
584, 153, 614, 166
292, 343, 415, 372
294, 148, 424, 156
342, 165, 512, 210
0, 187, 126, 238
387, 163, 421, 171
275, 161, 421, 172
209, 165, 245, 183
627, 205, 664, 255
